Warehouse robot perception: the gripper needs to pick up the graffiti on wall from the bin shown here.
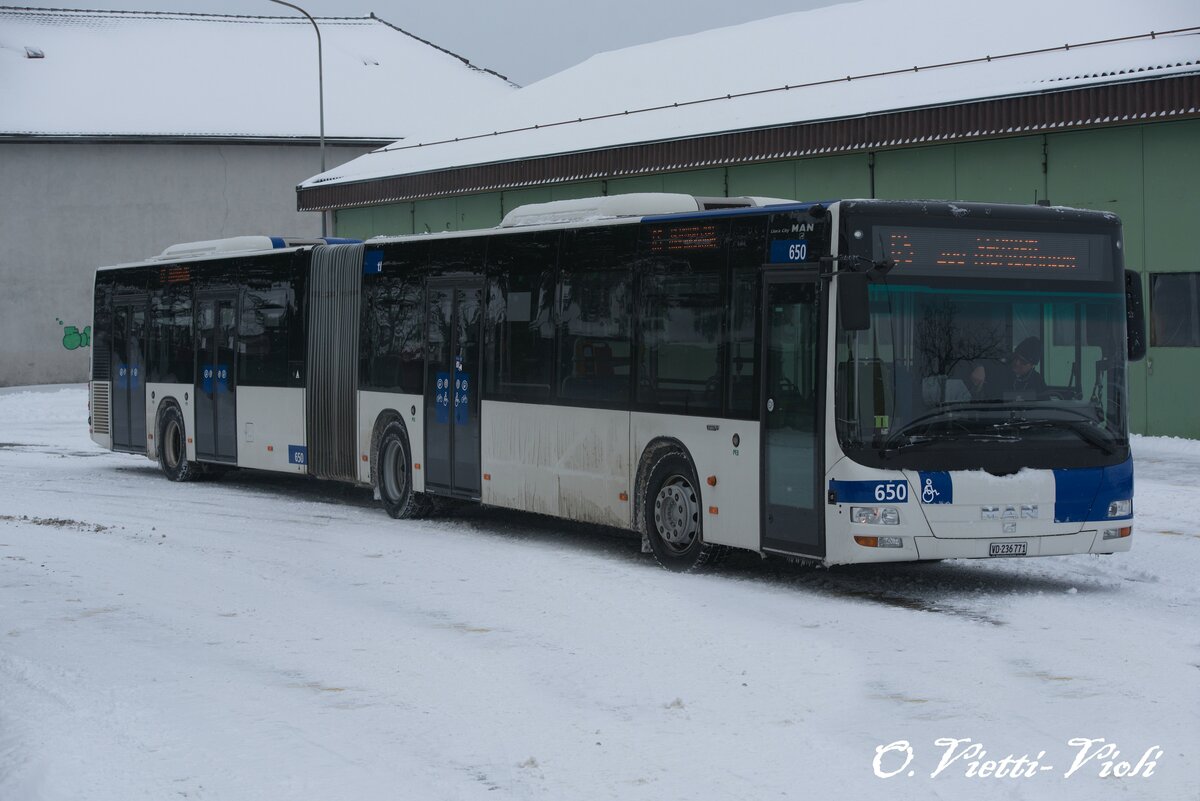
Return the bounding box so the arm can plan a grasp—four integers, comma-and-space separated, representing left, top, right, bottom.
57, 318, 91, 350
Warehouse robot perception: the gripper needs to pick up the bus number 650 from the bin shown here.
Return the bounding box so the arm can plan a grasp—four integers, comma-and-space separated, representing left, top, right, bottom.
874, 482, 907, 502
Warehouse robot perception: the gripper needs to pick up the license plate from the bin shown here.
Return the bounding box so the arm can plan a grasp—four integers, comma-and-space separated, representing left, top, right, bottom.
989, 541, 1028, 557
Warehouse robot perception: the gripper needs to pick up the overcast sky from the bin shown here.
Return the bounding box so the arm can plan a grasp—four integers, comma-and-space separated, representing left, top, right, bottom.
38, 0, 848, 85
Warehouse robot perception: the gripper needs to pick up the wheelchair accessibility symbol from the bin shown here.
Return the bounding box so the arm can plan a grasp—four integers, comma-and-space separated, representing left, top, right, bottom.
921, 478, 940, 504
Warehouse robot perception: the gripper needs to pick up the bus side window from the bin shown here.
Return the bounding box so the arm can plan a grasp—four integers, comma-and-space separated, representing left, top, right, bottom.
148, 275, 193, 385
92, 273, 115, 381
485, 232, 557, 403
637, 264, 724, 414
726, 216, 765, 418
238, 256, 294, 387
558, 269, 632, 405
361, 244, 425, 395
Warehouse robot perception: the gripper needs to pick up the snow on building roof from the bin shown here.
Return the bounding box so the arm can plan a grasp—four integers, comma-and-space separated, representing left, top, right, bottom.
301, 0, 1199, 189
0, 7, 516, 140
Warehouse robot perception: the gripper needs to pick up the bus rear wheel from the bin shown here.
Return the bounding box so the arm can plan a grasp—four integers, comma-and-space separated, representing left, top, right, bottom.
643, 450, 727, 572
377, 421, 430, 519
157, 405, 198, 482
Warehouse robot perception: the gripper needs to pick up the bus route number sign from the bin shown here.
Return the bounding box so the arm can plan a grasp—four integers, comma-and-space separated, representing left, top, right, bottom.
874, 481, 907, 502
770, 239, 811, 264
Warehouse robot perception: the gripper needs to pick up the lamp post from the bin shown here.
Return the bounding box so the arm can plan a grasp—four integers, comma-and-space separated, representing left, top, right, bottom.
269, 0, 327, 236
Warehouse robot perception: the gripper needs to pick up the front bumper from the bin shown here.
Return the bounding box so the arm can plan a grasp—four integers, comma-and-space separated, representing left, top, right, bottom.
911, 529, 1132, 560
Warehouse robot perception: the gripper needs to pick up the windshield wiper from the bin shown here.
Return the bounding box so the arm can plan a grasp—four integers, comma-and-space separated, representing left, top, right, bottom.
989, 417, 1116, 454
878, 434, 943, 457
880, 401, 999, 450
879, 430, 1019, 458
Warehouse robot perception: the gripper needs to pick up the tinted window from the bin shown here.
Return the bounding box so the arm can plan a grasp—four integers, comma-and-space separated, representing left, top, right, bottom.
361, 243, 426, 394
147, 267, 194, 384
727, 217, 766, 417
287, 256, 307, 387
92, 272, 115, 380
558, 226, 638, 406
428, 237, 486, 276
1151, 272, 1200, 347
559, 269, 631, 404
363, 276, 425, 393
637, 222, 727, 414
485, 232, 558, 402
238, 256, 296, 387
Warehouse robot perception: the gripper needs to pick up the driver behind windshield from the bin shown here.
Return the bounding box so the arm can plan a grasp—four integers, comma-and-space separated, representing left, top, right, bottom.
1006, 336, 1046, 398
966, 336, 1046, 401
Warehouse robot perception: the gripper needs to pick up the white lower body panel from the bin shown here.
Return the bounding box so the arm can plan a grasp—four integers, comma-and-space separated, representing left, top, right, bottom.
482, 401, 630, 529
630, 412, 760, 551
235, 386, 306, 474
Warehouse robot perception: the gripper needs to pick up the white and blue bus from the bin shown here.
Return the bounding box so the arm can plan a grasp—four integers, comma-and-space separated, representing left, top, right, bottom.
90, 195, 1144, 570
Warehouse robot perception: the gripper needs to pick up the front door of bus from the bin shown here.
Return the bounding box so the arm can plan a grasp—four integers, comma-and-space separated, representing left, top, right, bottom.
761, 276, 822, 555
110, 296, 147, 452
424, 281, 483, 499
195, 293, 238, 463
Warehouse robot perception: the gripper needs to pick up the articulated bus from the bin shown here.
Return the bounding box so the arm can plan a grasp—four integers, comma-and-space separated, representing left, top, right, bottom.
90, 195, 1145, 570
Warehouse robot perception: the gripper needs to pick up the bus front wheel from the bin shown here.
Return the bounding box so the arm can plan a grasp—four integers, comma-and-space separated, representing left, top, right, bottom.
377, 421, 431, 520
642, 449, 727, 572
157, 404, 198, 482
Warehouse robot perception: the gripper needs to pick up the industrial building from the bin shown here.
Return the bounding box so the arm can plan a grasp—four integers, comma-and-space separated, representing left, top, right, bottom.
0, 6, 514, 386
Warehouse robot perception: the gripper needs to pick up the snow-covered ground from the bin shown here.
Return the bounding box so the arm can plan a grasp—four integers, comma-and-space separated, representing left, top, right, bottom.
1, 385, 1196, 801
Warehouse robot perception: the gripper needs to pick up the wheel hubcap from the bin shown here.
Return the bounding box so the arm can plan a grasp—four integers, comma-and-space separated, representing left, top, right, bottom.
164, 419, 181, 469
653, 475, 699, 553
382, 439, 407, 502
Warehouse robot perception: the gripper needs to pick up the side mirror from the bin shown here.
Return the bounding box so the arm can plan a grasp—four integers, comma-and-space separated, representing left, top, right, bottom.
838, 270, 870, 332
1124, 269, 1146, 362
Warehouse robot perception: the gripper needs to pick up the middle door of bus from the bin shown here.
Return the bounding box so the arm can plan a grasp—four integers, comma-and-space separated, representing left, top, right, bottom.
760, 274, 823, 556
194, 292, 238, 463
424, 280, 483, 499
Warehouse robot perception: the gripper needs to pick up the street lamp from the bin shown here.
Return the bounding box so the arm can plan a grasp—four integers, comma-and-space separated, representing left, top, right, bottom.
269, 0, 327, 236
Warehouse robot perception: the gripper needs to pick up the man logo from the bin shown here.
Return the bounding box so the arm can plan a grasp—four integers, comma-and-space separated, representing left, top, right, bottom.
982, 505, 1035, 520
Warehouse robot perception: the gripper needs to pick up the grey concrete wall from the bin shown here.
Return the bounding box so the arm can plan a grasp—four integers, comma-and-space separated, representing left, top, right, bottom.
0, 141, 372, 386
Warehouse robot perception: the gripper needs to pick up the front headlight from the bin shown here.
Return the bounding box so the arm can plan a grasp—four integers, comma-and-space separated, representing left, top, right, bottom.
851, 506, 900, 525
1107, 499, 1132, 518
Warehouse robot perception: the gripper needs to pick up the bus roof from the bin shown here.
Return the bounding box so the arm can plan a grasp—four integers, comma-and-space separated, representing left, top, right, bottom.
364, 194, 838, 247
94, 235, 359, 272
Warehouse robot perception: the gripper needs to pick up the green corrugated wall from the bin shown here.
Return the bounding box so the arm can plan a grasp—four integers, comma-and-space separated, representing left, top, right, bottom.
334, 119, 1200, 437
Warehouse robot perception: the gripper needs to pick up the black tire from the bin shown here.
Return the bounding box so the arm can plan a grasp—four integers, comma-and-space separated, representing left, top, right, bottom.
157, 404, 199, 482
642, 448, 728, 572
377, 420, 431, 519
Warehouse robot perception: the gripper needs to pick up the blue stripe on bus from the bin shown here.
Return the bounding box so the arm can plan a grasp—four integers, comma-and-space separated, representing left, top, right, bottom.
269, 236, 287, 249
829, 479, 910, 503
1053, 457, 1133, 523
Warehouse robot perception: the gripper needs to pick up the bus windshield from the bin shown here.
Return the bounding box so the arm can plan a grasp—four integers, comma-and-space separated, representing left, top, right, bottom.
835, 282, 1129, 470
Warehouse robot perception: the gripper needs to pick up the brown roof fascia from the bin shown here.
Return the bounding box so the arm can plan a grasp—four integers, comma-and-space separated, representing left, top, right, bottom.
296, 73, 1200, 212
